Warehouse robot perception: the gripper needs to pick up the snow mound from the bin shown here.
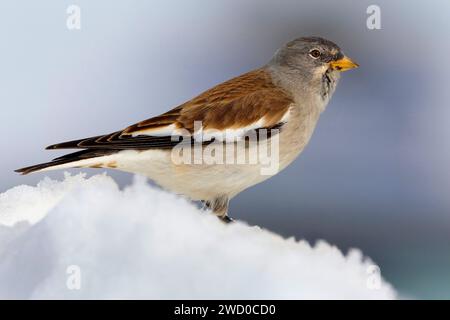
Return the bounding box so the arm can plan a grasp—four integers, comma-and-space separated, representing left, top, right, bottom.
0, 173, 396, 299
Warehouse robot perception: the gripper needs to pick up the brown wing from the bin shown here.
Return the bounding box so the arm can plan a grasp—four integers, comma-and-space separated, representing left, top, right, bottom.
47, 69, 293, 150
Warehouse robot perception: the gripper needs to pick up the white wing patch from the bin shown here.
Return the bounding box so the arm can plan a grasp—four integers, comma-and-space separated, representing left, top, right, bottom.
202, 118, 265, 142
130, 124, 185, 137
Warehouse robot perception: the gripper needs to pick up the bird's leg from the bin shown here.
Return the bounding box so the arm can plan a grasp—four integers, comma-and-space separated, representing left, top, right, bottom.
203, 195, 233, 223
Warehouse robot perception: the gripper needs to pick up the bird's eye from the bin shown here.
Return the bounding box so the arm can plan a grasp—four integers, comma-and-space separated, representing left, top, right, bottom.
309, 49, 321, 59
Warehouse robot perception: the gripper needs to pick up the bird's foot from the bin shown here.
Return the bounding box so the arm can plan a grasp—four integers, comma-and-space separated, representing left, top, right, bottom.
219, 215, 234, 224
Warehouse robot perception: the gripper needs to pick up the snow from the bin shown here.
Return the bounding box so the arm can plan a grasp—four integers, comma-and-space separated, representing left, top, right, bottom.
0, 173, 396, 299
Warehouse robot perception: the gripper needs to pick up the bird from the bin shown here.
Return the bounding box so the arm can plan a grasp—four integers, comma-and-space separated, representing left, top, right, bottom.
16, 36, 358, 222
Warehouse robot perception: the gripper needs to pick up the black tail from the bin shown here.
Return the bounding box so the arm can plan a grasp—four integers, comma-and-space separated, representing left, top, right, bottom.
15, 149, 118, 175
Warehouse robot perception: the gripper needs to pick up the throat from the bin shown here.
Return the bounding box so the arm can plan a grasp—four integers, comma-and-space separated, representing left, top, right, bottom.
321, 69, 338, 102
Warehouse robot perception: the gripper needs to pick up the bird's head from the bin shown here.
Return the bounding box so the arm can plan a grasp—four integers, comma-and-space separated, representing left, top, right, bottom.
268, 36, 358, 99
271, 36, 358, 73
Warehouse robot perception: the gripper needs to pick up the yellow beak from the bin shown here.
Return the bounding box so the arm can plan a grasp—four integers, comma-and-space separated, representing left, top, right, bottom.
329, 56, 359, 72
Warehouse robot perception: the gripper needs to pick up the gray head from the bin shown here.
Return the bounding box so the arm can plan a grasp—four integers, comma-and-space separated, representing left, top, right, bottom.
268, 36, 358, 100
270, 36, 358, 74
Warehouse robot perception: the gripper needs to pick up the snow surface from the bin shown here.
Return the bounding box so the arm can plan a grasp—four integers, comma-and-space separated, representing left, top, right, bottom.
0, 173, 396, 299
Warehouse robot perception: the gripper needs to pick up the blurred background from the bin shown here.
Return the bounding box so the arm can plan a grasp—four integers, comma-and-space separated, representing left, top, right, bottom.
1, 0, 449, 299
